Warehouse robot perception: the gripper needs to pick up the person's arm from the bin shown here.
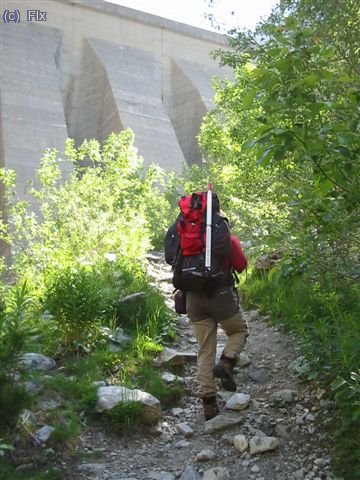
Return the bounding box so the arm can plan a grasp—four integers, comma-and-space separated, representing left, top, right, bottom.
230, 235, 247, 273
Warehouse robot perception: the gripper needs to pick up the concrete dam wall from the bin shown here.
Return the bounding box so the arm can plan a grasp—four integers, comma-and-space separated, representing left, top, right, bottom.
0, 0, 231, 199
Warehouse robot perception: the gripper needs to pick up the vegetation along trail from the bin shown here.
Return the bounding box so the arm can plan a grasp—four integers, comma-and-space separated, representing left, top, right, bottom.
1, 1, 359, 478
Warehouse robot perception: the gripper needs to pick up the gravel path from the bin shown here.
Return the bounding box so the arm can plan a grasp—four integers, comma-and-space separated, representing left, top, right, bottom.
60, 252, 338, 480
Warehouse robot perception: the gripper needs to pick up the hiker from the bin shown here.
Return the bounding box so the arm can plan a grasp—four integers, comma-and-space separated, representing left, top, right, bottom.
165, 189, 248, 420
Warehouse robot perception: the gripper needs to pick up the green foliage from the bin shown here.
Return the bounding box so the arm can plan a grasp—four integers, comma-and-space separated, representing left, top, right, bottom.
199, 0, 360, 270
0, 282, 39, 371
0, 462, 62, 480
43, 265, 110, 352
103, 401, 144, 430
1, 130, 171, 294
136, 363, 183, 408
197, 5, 360, 475
243, 269, 360, 478
0, 131, 174, 355
0, 374, 31, 435
44, 374, 98, 414
0, 283, 36, 435
331, 370, 360, 477
48, 411, 80, 445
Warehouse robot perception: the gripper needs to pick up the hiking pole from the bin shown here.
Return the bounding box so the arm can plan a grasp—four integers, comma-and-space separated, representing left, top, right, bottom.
205, 182, 212, 271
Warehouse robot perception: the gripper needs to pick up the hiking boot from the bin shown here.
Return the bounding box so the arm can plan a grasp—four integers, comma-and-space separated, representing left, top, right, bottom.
202, 396, 219, 421
213, 355, 237, 392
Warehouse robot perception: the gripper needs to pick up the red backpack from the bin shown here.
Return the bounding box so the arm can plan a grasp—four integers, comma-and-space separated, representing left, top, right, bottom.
165, 191, 232, 292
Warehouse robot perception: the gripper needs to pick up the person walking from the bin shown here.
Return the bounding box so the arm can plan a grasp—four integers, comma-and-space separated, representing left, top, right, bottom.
165, 190, 248, 420
186, 233, 248, 420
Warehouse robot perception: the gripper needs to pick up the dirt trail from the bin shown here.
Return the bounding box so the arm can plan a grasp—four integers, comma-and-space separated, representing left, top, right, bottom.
60, 252, 337, 480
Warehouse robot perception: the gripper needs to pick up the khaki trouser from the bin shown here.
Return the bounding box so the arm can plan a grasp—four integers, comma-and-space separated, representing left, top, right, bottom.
186, 287, 249, 398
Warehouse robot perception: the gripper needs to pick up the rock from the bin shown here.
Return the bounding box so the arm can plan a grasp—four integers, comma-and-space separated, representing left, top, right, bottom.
171, 407, 185, 416
18, 409, 37, 429
196, 449, 216, 461
19, 353, 56, 371
249, 436, 280, 455
96, 386, 161, 425
269, 389, 299, 404
294, 468, 306, 480
15, 464, 35, 473
39, 399, 60, 411
254, 251, 282, 272
109, 327, 131, 344
203, 415, 243, 434
175, 440, 190, 448
147, 472, 175, 480
221, 432, 235, 446
146, 252, 162, 262
238, 352, 252, 367
161, 372, 177, 383
155, 347, 197, 367
77, 463, 106, 474
274, 423, 290, 440
177, 422, 194, 437
225, 393, 251, 411
248, 368, 271, 384
119, 292, 145, 303
233, 434, 248, 453
22, 379, 44, 394
34, 425, 55, 444
203, 467, 231, 480
179, 466, 202, 480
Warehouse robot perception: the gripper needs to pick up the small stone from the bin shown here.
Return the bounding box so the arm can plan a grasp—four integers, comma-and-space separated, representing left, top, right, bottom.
249, 436, 280, 455
203, 467, 231, 480
238, 353, 252, 367
175, 440, 190, 448
233, 434, 248, 453
225, 393, 251, 411
204, 415, 243, 434
248, 368, 271, 384
77, 463, 106, 475
196, 449, 216, 461
34, 425, 55, 444
269, 389, 299, 404
177, 422, 194, 437
119, 292, 145, 303
147, 472, 175, 480
179, 466, 202, 480
162, 372, 177, 383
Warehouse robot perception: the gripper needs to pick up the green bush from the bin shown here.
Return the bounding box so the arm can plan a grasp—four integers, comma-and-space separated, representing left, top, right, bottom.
243, 268, 360, 478
0, 374, 31, 435
43, 265, 110, 352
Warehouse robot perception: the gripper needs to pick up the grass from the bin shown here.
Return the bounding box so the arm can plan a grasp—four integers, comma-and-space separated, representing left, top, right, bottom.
242, 268, 360, 479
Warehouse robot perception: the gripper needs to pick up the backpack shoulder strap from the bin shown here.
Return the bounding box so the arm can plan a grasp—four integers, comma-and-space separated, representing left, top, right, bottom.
164, 215, 181, 266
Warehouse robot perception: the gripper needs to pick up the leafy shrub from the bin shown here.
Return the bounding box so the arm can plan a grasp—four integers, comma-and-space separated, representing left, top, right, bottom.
0, 130, 171, 301
0, 282, 39, 371
0, 374, 31, 435
0, 283, 37, 434
43, 265, 111, 352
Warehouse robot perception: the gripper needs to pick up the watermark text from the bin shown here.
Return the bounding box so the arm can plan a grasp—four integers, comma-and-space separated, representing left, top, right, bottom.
2, 9, 48, 23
